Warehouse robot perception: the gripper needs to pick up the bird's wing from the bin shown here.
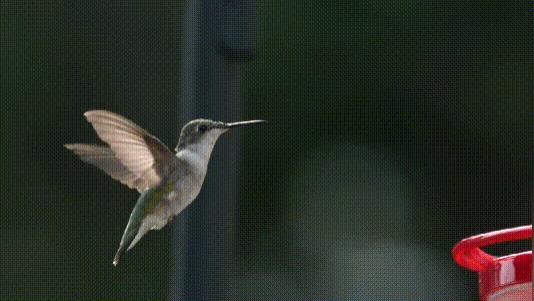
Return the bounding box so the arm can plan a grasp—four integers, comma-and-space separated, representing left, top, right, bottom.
64, 144, 150, 192
83, 110, 176, 188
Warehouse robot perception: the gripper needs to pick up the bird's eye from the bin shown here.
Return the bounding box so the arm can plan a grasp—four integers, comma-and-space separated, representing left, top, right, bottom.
198, 125, 208, 132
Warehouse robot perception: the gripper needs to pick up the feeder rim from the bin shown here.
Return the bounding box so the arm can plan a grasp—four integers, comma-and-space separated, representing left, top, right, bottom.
451, 225, 531, 272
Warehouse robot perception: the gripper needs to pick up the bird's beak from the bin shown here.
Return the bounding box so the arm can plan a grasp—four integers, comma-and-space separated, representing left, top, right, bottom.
223, 120, 267, 129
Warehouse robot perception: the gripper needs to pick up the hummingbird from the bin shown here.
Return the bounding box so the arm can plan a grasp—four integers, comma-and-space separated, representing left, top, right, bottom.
65, 110, 265, 266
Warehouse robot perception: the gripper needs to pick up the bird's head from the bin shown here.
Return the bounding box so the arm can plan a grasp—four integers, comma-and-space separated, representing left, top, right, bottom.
175, 119, 266, 153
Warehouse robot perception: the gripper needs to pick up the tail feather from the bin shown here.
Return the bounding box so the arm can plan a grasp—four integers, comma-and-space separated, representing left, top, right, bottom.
113, 244, 126, 266
111, 186, 155, 266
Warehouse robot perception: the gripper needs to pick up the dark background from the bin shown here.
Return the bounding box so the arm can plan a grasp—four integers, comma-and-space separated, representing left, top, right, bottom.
1, 1, 532, 299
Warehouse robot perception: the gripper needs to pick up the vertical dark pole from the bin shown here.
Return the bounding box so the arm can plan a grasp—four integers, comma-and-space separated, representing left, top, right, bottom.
169, 0, 255, 299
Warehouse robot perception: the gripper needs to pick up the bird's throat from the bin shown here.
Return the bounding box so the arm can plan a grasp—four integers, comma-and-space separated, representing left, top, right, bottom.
176, 130, 224, 175
176, 146, 211, 176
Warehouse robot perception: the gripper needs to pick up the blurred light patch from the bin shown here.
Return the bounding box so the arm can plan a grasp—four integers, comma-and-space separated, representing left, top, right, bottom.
282, 144, 470, 299
286, 144, 416, 248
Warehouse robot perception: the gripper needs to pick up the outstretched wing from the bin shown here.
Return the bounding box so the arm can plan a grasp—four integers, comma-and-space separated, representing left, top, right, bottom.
64, 143, 150, 192
83, 110, 176, 188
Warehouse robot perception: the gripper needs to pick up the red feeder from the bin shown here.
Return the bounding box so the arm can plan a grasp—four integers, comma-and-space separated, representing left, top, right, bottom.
452, 225, 532, 301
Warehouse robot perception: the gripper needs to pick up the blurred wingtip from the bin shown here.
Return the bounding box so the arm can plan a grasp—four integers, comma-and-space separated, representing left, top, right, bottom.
83, 110, 112, 120
83, 110, 94, 117
64, 143, 76, 150
83, 110, 99, 120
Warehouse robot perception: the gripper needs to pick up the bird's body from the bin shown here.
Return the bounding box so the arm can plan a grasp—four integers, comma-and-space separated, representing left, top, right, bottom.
65, 110, 265, 266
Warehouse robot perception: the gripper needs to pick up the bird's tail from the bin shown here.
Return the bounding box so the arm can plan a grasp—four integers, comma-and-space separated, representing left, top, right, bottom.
113, 244, 126, 266
111, 188, 154, 266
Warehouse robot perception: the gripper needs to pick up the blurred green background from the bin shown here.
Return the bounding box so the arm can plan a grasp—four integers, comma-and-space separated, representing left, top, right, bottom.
1, 1, 531, 299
